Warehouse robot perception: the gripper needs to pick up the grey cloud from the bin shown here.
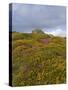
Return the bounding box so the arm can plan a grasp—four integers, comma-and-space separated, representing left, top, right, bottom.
12, 3, 66, 36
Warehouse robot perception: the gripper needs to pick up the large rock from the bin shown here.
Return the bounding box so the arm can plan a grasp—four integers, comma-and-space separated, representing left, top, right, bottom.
32, 29, 44, 34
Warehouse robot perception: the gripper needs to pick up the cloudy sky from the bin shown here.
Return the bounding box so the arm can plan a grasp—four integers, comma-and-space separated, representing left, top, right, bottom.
11, 3, 66, 37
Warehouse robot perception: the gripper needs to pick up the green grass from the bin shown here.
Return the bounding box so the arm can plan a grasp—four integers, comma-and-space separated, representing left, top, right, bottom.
11, 31, 66, 86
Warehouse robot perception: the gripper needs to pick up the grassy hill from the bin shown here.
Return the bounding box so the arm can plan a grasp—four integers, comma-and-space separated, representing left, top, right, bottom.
11, 30, 66, 86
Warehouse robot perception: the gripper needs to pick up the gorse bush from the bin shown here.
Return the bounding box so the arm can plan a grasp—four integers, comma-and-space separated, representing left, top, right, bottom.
11, 30, 66, 86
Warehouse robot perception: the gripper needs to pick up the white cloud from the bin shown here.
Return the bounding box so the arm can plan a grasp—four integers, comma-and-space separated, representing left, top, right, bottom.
43, 28, 66, 37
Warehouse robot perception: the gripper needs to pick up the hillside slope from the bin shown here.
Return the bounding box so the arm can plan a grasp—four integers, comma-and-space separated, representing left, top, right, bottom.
11, 31, 66, 86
